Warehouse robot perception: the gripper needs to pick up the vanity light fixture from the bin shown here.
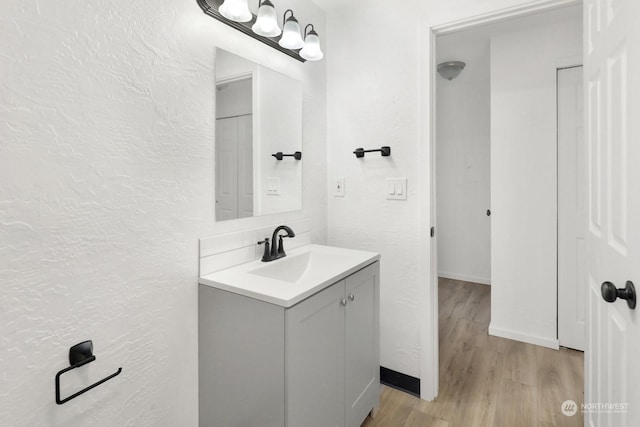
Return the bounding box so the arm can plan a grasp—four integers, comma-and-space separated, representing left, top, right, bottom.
196, 0, 323, 63
278, 9, 305, 50
219, 0, 252, 22
437, 61, 466, 81
300, 24, 323, 61
252, 0, 281, 37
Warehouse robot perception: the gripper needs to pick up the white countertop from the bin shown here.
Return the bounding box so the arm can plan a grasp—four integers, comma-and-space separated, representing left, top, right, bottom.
199, 244, 380, 307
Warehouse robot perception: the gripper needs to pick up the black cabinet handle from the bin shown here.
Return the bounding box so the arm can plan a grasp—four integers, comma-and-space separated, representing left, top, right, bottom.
601, 281, 636, 309
487, 209, 491, 216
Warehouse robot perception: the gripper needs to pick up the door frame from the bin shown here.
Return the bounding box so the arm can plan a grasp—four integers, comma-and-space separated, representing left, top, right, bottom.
420, 0, 583, 400
556, 63, 584, 351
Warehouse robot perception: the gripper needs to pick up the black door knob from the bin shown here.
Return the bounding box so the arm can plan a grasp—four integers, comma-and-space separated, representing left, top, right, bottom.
601, 281, 636, 309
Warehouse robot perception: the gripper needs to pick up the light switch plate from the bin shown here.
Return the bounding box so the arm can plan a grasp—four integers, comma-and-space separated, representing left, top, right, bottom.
387, 180, 396, 196
335, 177, 345, 197
386, 178, 407, 200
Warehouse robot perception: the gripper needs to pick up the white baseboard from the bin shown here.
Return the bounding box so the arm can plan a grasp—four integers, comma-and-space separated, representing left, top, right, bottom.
488, 323, 559, 350
438, 271, 491, 286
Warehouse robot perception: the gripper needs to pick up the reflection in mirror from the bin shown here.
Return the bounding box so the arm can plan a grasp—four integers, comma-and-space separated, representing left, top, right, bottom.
214, 48, 302, 222
216, 67, 254, 220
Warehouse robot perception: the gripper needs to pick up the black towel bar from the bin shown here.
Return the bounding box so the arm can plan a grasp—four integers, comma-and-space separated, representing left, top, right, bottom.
353, 146, 391, 158
272, 151, 302, 160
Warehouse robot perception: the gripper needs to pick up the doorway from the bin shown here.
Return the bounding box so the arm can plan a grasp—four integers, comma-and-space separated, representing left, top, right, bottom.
435, 31, 491, 288
431, 2, 584, 405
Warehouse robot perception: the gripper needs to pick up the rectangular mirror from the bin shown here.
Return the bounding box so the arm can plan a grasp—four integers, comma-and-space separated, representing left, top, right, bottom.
215, 48, 303, 222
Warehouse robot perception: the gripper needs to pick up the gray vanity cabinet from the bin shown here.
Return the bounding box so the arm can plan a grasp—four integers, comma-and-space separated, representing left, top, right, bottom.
286, 261, 380, 427
199, 261, 380, 427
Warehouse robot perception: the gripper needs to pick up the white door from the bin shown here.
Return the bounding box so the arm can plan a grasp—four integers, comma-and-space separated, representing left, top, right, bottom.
585, 0, 640, 426
215, 117, 239, 221
215, 115, 253, 221
237, 114, 254, 219
558, 66, 586, 351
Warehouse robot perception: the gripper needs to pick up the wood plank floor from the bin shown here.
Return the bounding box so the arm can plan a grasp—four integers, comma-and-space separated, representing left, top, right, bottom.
362, 278, 584, 427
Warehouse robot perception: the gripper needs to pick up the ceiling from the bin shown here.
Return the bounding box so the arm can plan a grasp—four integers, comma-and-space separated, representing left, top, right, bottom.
310, 0, 360, 11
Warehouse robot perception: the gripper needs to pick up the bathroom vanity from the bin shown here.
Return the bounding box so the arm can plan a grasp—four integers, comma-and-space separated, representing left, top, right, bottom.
198, 244, 380, 427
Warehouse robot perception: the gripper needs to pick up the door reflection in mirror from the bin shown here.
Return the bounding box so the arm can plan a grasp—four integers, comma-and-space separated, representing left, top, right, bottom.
214, 48, 302, 222
216, 75, 253, 221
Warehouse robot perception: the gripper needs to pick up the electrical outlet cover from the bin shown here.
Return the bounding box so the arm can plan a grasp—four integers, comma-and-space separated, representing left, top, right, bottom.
267, 177, 281, 195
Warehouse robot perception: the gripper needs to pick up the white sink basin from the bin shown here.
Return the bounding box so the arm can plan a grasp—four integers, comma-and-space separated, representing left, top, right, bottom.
249, 252, 313, 283
199, 244, 380, 307
248, 249, 352, 284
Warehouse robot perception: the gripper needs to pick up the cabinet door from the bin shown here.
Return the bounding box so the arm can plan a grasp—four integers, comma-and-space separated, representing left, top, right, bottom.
286, 282, 345, 427
345, 262, 380, 427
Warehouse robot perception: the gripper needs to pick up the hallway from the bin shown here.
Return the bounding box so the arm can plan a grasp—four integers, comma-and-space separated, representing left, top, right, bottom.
362, 278, 584, 426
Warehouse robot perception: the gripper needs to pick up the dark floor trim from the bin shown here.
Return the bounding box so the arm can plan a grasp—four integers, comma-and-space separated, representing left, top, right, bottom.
380, 366, 420, 397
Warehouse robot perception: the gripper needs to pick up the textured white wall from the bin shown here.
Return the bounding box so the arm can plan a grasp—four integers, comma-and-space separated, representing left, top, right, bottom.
0, 0, 325, 426
489, 10, 582, 348
325, 0, 581, 384
327, 2, 424, 377
436, 34, 491, 286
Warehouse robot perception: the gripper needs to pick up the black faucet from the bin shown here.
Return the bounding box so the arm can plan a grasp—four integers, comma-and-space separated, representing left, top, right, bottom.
257, 225, 296, 262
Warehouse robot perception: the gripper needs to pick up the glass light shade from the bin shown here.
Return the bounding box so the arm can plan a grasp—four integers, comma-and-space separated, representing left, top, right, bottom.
219, 0, 252, 23
300, 32, 323, 61
252, 1, 281, 37
279, 17, 304, 49
437, 61, 466, 81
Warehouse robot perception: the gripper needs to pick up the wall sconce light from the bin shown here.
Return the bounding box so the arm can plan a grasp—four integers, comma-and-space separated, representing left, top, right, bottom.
196, 0, 323, 63
437, 61, 466, 81
278, 10, 305, 49
252, 0, 281, 37
300, 24, 324, 61
219, 0, 252, 22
